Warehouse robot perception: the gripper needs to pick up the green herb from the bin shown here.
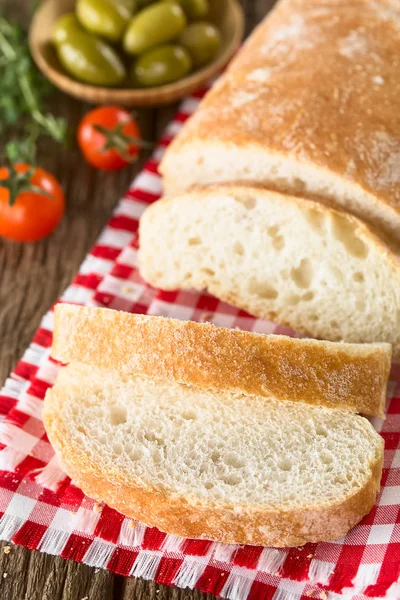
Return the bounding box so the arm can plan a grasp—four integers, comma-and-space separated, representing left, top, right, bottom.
0, 14, 67, 166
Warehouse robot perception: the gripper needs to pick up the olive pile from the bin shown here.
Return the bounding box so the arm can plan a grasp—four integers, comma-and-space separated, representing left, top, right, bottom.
52, 0, 222, 87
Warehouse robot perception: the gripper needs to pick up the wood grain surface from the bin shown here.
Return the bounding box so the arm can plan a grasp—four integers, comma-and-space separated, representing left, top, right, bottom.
0, 1, 276, 598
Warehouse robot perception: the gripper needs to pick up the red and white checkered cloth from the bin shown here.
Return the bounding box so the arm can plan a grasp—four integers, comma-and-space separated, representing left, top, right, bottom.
0, 89, 400, 600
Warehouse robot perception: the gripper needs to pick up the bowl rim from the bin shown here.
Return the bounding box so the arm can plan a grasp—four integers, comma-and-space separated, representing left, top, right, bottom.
29, 0, 245, 103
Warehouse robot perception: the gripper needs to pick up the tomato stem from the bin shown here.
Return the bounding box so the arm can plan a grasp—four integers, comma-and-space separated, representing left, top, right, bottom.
94, 123, 153, 163
1, 164, 52, 206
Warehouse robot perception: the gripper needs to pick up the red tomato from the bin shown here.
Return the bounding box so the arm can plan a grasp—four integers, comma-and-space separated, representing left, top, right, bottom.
77, 106, 143, 171
0, 164, 65, 242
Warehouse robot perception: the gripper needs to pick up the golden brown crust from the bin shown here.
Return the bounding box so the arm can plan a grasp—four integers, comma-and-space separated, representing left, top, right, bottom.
160, 0, 400, 237
43, 386, 384, 547
52, 304, 390, 417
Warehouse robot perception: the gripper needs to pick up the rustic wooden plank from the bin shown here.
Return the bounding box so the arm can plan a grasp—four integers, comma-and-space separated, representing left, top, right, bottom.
121, 577, 216, 600
0, 540, 116, 600
0, 90, 154, 384
0, 1, 277, 598
0, 540, 31, 599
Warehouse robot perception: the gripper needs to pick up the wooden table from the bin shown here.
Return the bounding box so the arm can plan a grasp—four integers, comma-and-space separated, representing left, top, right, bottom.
0, 1, 275, 598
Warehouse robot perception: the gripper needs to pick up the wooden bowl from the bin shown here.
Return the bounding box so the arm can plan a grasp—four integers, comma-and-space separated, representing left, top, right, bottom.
29, 0, 244, 107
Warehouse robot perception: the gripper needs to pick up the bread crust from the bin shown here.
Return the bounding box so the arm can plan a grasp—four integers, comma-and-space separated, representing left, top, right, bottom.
160, 0, 400, 240
43, 384, 384, 547
52, 304, 390, 417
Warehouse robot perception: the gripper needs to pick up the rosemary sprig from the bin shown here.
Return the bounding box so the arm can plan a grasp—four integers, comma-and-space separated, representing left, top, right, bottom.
0, 14, 67, 167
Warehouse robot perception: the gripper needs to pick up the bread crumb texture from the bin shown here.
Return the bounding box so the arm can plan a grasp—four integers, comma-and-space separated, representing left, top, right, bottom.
43, 363, 383, 545
139, 186, 400, 354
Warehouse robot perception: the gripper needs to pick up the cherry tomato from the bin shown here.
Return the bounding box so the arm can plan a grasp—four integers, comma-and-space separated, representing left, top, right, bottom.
77, 105, 143, 171
0, 164, 65, 242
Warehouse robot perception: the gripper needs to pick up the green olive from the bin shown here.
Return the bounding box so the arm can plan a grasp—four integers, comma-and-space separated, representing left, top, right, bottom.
123, 2, 187, 55
52, 13, 80, 45
178, 21, 221, 67
132, 44, 192, 86
52, 15, 126, 86
76, 0, 137, 42
172, 0, 209, 21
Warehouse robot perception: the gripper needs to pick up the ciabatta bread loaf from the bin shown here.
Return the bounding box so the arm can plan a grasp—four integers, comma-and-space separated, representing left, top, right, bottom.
138, 185, 400, 358
43, 362, 384, 547
160, 0, 400, 242
52, 304, 391, 417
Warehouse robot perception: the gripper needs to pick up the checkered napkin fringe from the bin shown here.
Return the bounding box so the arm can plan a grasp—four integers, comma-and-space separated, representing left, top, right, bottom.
0, 90, 400, 600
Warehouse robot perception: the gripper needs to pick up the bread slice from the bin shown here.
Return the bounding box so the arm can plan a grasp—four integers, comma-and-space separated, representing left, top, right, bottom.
43, 362, 384, 547
52, 304, 391, 417
160, 0, 400, 242
138, 185, 400, 357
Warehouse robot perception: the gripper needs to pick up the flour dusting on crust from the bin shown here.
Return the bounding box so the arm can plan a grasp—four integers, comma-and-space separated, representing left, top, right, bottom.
338, 31, 368, 58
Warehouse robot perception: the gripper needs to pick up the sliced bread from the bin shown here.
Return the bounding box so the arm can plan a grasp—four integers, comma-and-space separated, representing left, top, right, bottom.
52, 304, 391, 417
138, 185, 400, 357
159, 0, 400, 242
43, 362, 384, 547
